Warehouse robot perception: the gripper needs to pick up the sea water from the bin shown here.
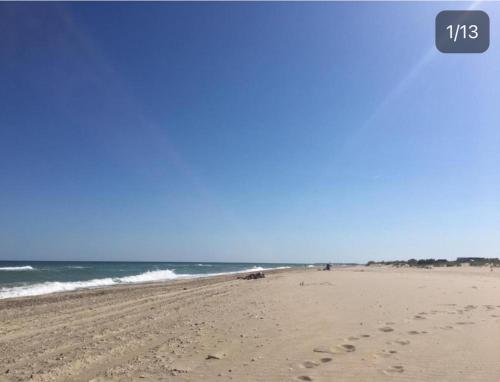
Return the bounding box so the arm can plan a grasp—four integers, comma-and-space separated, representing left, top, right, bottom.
0, 261, 301, 299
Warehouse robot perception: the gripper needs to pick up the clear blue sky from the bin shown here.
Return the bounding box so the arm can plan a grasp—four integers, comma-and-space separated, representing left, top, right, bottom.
1, 2, 499, 263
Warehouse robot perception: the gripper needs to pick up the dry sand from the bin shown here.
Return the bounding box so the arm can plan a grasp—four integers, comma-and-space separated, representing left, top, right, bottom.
1, 266, 500, 381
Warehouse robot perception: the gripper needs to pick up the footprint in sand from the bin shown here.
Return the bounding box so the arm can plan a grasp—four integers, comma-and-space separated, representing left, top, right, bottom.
456, 321, 475, 325
440, 325, 454, 330
298, 376, 313, 381
379, 327, 394, 333
383, 365, 405, 374
360, 334, 371, 338
408, 330, 421, 335
312, 344, 356, 355
414, 315, 426, 320
299, 357, 332, 371
313, 346, 337, 354
377, 349, 398, 358
347, 336, 360, 341
338, 344, 356, 352
394, 339, 410, 345
300, 361, 319, 369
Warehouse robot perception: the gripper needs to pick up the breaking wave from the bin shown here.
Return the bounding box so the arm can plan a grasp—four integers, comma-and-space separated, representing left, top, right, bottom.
0, 266, 35, 271
0, 266, 290, 299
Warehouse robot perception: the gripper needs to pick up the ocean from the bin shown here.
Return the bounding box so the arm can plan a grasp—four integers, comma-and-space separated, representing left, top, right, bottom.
0, 261, 305, 299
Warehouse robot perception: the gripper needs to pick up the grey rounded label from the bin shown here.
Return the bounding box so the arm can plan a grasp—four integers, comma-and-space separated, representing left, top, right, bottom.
436, 10, 489, 53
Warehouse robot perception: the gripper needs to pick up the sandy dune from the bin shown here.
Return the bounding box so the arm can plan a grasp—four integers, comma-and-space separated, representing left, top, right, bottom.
1, 266, 500, 381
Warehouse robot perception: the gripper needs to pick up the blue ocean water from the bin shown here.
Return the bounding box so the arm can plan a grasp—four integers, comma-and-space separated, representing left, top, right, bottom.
0, 261, 305, 299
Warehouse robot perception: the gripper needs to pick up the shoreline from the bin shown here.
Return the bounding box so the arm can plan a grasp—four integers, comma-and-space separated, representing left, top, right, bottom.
0, 265, 299, 301
0, 266, 305, 307
2, 266, 500, 381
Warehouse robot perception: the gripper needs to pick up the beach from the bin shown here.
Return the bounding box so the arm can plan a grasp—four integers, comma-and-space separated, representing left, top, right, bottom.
1, 266, 500, 382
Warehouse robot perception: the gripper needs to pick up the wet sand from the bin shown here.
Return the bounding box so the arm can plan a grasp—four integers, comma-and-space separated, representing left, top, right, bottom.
1, 266, 500, 381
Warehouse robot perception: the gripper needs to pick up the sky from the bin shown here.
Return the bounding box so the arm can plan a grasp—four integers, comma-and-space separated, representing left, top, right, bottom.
1, 2, 499, 264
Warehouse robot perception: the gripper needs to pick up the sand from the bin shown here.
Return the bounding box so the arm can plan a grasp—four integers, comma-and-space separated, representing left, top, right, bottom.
1, 265, 500, 381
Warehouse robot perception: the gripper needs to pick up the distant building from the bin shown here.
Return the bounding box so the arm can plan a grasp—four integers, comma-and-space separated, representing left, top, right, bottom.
457, 257, 488, 263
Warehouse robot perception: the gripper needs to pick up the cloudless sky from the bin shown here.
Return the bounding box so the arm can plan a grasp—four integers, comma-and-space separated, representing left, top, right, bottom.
1, 2, 499, 263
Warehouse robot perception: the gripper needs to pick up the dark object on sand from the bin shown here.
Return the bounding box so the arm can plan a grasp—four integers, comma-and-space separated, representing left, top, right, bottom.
238, 272, 265, 280
323, 264, 331, 271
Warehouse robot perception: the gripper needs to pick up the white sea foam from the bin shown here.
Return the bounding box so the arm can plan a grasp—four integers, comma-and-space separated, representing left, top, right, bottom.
307, 264, 315, 268
0, 266, 291, 299
0, 278, 116, 299
0, 266, 35, 271
119, 269, 178, 283
196, 263, 212, 267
